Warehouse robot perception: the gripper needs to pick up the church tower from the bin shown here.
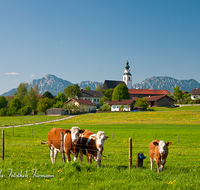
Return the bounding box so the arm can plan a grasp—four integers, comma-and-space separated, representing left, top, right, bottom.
123, 58, 132, 89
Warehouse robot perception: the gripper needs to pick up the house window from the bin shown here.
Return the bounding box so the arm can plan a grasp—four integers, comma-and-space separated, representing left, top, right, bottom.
128, 77, 130, 80
94, 99, 96, 102
124, 77, 126, 80
97, 99, 99, 102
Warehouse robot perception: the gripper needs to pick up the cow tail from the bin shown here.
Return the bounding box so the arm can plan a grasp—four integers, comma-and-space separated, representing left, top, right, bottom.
41, 141, 48, 145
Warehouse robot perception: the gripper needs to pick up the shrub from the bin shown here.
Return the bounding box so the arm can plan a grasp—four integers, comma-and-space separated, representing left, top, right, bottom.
134, 98, 148, 110
19, 106, 32, 115
0, 108, 7, 116
100, 103, 111, 111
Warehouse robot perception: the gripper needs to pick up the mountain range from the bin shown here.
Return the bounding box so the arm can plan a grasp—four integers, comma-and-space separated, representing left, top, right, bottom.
1, 74, 200, 96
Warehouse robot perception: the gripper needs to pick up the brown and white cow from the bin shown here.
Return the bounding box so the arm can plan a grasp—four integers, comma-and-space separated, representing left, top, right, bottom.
79, 130, 108, 167
149, 140, 171, 173
41, 127, 85, 163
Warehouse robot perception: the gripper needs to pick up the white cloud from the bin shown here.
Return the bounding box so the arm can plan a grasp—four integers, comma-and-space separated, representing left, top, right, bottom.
6, 72, 19, 75
31, 74, 35, 77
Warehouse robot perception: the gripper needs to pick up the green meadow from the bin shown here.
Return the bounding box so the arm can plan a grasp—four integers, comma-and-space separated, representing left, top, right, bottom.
0, 107, 200, 189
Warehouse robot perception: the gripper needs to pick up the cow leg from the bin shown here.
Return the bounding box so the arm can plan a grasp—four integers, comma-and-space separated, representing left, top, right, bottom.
97, 160, 101, 168
79, 150, 83, 164
156, 162, 162, 173
50, 145, 57, 163
88, 154, 92, 164
53, 149, 59, 163
66, 151, 71, 163
73, 152, 78, 161
156, 161, 159, 173
150, 158, 154, 170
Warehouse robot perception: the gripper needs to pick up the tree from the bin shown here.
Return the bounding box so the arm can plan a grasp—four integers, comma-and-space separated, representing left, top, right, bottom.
52, 101, 64, 108
134, 98, 148, 110
37, 97, 55, 113
15, 82, 29, 101
96, 84, 102, 92
112, 84, 130, 100
33, 85, 39, 96
173, 86, 182, 102
55, 92, 66, 103
42, 91, 54, 99
64, 84, 82, 99
84, 86, 91, 91
0, 96, 8, 108
24, 87, 38, 112
100, 88, 113, 104
63, 104, 80, 114
9, 97, 22, 115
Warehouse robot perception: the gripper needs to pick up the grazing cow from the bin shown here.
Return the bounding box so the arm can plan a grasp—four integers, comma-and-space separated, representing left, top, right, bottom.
79, 130, 108, 167
41, 127, 85, 163
149, 140, 171, 173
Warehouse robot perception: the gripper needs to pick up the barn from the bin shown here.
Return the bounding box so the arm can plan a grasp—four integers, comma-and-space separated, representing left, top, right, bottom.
46, 108, 68, 115
146, 95, 174, 107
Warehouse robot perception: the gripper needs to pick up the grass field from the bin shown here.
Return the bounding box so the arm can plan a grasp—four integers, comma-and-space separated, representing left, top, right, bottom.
0, 107, 200, 189
0, 115, 68, 127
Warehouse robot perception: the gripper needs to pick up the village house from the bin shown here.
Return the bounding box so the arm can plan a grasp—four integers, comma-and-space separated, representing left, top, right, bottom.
65, 98, 97, 113
108, 99, 135, 112
79, 89, 104, 105
190, 88, 200, 100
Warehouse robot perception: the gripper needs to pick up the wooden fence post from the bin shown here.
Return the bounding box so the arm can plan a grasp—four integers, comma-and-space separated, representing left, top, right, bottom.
129, 138, 132, 169
60, 132, 66, 163
2, 130, 4, 161
154, 134, 156, 140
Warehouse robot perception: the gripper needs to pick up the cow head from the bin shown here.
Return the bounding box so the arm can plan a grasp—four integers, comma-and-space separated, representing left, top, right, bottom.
66, 127, 85, 145
95, 131, 108, 151
153, 140, 171, 155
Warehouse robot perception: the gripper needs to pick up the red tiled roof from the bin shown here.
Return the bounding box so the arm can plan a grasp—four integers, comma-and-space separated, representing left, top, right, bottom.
129, 89, 170, 95
145, 95, 173, 101
65, 98, 96, 106
108, 99, 134, 105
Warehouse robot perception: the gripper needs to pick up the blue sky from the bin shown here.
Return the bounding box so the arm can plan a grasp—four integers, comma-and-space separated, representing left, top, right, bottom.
0, 0, 200, 95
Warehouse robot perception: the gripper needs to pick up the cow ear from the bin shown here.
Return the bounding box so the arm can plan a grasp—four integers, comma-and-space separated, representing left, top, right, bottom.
65, 130, 71, 134
153, 141, 159, 146
79, 129, 85, 133
105, 136, 109, 139
166, 142, 171, 146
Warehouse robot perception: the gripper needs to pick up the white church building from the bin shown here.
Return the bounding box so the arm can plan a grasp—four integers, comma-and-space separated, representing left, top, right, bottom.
123, 58, 132, 89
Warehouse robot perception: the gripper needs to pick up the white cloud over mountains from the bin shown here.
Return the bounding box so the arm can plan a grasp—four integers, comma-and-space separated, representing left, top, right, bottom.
6, 72, 19, 75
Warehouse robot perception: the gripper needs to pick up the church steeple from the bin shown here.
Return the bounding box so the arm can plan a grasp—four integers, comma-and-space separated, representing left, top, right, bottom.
125, 58, 130, 70
123, 58, 132, 89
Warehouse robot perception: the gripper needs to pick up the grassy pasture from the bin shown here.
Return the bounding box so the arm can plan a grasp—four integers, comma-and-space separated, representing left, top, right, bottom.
0, 108, 200, 189
0, 115, 68, 127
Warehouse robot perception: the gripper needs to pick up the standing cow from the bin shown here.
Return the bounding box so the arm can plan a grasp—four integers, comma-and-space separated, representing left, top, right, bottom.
79, 130, 108, 167
149, 140, 171, 173
41, 127, 85, 163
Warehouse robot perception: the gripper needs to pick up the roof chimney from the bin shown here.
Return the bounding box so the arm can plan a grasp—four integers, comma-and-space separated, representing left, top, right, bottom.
80, 89, 83, 92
